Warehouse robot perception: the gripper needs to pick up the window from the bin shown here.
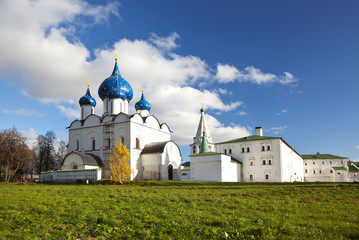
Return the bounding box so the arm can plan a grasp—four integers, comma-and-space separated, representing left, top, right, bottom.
247, 147, 250, 153
76, 140, 79, 150
313, 162, 315, 165
313, 170, 316, 174
136, 138, 140, 149
330, 161, 332, 164
268, 160, 272, 165
241, 148, 245, 153
265, 174, 269, 180
322, 161, 325, 165
261, 146, 265, 151
229, 149, 232, 154
250, 161, 254, 166
262, 160, 266, 165
340, 161, 344, 164
330, 170, 333, 173
92, 139, 95, 151
121, 137, 125, 144
73, 165, 78, 170
319, 170, 322, 174
192, 146, 196, 154
305, 162, 307, 166
267, 146, 271, 151
305, 169, 308, 173
224, 149, 227, 154
249, 175, 253, 180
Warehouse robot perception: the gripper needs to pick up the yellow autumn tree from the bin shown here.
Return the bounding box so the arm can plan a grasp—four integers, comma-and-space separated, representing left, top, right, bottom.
106, 141, 131, 183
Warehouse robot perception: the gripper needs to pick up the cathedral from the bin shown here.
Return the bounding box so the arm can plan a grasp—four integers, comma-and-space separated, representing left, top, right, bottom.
60, 53, 182, 181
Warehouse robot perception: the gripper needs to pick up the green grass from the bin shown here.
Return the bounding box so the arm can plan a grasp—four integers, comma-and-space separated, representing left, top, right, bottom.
0, 182, 358, 239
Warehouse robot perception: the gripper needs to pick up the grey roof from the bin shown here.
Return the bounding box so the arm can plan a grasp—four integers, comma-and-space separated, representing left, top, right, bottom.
141, 140, 181, 156
62, 151, 103, 166
141, 141, 171, 155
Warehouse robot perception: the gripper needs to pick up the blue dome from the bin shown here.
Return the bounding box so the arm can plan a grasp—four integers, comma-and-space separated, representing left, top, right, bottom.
98, 61, 133, 101
79, 88, 96, 107
135, 92, 151, 111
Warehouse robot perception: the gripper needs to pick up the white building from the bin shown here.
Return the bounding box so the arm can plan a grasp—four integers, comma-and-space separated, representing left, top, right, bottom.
302, 153, 349, 182
61, 55, 182, 181
189, 109, 304, 182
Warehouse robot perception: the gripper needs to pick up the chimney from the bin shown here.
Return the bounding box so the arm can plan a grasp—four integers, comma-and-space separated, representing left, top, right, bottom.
255, 127, 263, 136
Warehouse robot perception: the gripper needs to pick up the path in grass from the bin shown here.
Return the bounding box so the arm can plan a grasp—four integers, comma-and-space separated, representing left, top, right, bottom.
0, 182, 358, 239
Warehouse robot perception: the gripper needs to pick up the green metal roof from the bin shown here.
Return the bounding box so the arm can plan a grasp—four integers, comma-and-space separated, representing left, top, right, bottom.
301, 154, 347, 160
332, 166, 347, 170
181, 161, 190, 167
217, 135, 280, 144
349, 162, 359, 172
231, 157, 242, 164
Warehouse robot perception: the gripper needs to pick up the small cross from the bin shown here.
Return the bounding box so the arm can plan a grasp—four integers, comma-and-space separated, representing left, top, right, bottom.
114, 49, 118, 61
141, 84, 144, 93
87, 78, 91, 88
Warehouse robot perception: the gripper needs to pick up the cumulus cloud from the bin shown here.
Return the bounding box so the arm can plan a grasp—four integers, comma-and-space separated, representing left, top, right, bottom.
270, 126, 288, 135
237, 111, 247, 116
356, 145, 359, 150
0, 0, 296, 145
2, 108, 45, 117
215, 64, 297, 85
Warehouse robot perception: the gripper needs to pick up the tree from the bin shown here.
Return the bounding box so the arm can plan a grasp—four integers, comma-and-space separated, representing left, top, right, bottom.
34, 131, 57, 173
0, 127, 34, 182
106, 141, 131, 183
54, 140, 67, 170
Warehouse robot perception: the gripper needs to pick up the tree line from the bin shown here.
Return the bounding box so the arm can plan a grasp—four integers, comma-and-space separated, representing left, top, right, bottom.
0, 127, 67, 182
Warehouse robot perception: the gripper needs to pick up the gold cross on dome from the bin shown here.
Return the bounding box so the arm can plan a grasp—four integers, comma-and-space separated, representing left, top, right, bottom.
87, 78, 91, 88
141, 84, 144, 93
114, 49, 118, 61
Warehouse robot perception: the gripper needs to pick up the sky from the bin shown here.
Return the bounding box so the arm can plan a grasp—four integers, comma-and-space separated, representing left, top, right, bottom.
0, 0, 358, 162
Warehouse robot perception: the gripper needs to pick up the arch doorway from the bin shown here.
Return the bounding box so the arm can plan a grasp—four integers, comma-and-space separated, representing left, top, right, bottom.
168, 164, 174, 180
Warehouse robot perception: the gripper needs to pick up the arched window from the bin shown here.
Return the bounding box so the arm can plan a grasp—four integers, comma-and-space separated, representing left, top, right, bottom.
193, 146, 196, 154
261, 146, 265, 151
229, 149, 232, 154
121, 136, 125, 144
76, 140, 79, 150
136, 137, 140, 149
73, 165, 78, 170
262, 160, 266, 165
224, 149, 227, 154
92, 139, 96, 151
247, 147, 250, 153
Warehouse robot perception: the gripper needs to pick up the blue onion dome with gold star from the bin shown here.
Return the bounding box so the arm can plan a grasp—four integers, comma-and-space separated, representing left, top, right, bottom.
79, 87, 96, 107
135, 91, 151, 111
98, 55, 133, 101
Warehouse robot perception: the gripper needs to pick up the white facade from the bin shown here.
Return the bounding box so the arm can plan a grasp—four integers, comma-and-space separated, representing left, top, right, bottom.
302, 154, 349, 182
190, 153, 241, 182
217, 136, 304, 182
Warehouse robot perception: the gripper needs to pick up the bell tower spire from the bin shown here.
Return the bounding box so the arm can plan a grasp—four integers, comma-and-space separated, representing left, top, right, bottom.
190, 106, 215, 154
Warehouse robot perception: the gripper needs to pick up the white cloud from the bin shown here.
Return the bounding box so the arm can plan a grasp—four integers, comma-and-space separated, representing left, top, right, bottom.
237, 111, 247, 116
21, 128, 38, 147
2, 108, 45, 117
356, 145, 359, 150
149, 32, 180, 51
56, 105, 80, 119
276, 109, 288, 115
215, 64, 297, 85
270, 126, 288, 135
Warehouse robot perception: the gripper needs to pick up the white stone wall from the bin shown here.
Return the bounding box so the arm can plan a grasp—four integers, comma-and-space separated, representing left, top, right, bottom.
40, 169, 101, 183
279, 141, 304, 182
190, 154, 238, 182
304, 158, 348, 182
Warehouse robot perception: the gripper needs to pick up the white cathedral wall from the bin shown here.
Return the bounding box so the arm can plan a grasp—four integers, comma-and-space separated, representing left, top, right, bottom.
81, 106, 93, 120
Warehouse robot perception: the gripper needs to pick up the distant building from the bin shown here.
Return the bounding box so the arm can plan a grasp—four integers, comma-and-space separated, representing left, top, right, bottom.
302, 153, 348, 182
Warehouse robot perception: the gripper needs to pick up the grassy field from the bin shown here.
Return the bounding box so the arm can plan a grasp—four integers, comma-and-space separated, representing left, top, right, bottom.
0, 181, 358, 239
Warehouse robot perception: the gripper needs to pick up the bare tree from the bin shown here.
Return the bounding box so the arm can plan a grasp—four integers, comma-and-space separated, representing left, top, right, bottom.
54, 140, 67, 170
0, 127, 34, 182
35, 131, 57, 173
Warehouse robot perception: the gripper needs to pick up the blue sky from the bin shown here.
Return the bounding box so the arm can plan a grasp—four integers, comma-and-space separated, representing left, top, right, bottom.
0, 0, 358, 162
